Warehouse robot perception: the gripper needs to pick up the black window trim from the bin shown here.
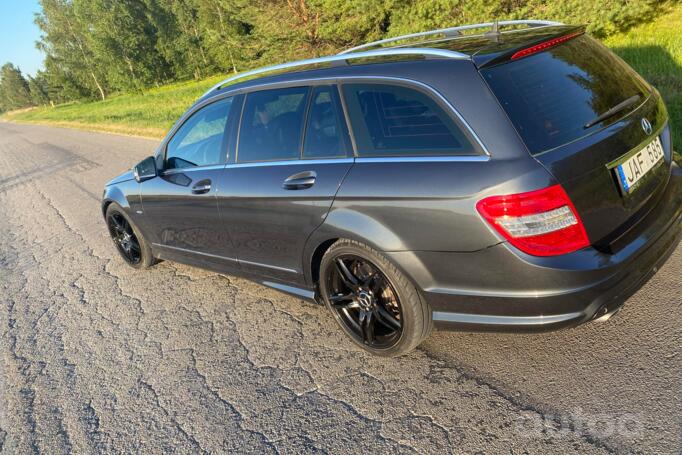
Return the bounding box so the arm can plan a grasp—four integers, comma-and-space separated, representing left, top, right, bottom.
172, 76, 490, 169
161, 93, 239, 174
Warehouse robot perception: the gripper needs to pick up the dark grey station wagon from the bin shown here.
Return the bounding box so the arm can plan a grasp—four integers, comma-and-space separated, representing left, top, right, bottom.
102, 20, 682, 356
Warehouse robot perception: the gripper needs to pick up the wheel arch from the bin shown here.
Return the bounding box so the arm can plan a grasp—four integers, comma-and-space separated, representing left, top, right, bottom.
303, 208, 413, 287
308, 238, 338, 286
101, 185, 130, 219
102, 200, 112, 218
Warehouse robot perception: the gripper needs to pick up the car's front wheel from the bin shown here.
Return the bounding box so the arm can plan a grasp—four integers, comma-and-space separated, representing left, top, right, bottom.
319, 239, 432, 357
105, 203, 156, 269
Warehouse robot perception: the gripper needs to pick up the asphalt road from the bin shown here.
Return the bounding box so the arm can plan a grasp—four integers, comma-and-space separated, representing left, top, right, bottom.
0, 122, 680, 455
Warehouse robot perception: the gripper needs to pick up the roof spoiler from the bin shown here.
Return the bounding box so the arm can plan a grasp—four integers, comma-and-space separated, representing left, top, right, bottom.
473, 25, 586, 68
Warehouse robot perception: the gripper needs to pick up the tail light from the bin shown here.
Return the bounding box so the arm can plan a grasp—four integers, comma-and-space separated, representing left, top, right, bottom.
511, 31, 584, 60
476, 184, 590, 256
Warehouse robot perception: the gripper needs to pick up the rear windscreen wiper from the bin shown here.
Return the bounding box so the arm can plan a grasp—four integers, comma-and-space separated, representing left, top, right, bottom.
584, 95, 641, 129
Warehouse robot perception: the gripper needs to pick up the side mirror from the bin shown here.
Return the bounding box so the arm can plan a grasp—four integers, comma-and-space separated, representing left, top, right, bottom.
133, 156, 157, 183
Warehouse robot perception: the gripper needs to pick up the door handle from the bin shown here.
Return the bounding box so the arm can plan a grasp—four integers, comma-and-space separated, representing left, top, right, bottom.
191, 179, 212, 194
283, 171, 316, 190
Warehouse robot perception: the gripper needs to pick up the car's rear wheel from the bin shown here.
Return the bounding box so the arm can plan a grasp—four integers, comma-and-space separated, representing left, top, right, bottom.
105, 203, 156, 269
319, 239, 432, 356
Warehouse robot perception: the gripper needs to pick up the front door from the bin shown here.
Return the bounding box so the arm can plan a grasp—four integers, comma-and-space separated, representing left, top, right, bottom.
217, 84, 354, 283
139, 95, 241, 269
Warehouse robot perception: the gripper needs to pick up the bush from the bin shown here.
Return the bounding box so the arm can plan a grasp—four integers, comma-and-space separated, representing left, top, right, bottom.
388, 0, 667, 38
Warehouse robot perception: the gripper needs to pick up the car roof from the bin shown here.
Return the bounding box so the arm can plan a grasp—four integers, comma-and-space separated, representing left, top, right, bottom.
199, 21, 583, 102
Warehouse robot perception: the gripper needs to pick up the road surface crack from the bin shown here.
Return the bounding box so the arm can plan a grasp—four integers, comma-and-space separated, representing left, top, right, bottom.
137, 380, 207, 454
417, 347, 620, 454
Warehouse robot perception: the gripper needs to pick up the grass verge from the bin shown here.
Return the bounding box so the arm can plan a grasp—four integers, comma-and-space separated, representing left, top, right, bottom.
2, 75, 225, 139
3, 6, 681, 147
604, 5, 681, 158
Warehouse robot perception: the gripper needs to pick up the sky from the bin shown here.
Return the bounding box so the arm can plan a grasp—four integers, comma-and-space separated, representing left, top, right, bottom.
0, 0, 44, 77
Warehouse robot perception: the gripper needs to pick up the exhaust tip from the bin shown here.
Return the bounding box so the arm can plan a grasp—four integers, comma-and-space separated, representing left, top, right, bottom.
593, 306, 621, 323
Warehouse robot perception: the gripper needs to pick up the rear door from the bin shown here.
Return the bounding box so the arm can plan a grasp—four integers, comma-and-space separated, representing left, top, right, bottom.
216, 84, 354, 283
332, 80, 491, 252
481, 33, 673, 249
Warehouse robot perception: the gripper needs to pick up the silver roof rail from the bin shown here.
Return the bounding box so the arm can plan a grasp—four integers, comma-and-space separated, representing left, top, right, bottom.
202, 48, 468, 97
339, 20, 563, 55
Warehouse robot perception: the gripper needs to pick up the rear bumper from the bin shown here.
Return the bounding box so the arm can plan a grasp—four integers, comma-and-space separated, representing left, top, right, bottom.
387, 164, 682, 332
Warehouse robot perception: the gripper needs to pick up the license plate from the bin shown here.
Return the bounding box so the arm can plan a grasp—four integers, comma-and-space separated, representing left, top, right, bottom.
615, 137, 664, 194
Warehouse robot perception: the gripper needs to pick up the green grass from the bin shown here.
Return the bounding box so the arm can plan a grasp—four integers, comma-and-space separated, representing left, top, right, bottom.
3, 6, 682, 147
2, 75, 226, 138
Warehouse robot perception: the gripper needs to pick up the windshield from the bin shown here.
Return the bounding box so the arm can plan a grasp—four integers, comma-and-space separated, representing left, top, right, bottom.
481, 35, 651, 155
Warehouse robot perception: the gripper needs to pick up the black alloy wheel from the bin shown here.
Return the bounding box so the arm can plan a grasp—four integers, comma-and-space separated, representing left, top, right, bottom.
107, 211, 142, 265
326, 254, 403, 349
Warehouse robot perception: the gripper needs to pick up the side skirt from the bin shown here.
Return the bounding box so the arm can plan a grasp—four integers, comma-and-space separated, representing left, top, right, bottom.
151, 244, 320, 305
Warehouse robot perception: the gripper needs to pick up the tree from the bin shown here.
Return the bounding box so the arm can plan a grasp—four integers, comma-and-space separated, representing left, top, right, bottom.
26, 0, 661, 105
28, 71, 51, 106
36, 0, 108, 100
75, 0, 172, 92
241, 0, 395, 65
0, 63, 33, 111
146, 0, 218, 80
195, 0, 253, 74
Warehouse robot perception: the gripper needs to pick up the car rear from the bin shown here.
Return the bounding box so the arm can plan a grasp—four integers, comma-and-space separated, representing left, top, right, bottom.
412, 26, 682, 330
478, 29, 676, 254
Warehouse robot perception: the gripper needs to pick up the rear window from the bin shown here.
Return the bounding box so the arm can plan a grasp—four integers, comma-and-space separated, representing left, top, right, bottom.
342, 83, 475, 157
481, 35, 650, 155
238, 87, 309, 163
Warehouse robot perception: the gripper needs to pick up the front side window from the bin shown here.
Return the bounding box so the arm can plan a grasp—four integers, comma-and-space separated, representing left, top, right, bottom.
303, 86, 350, 159
342, 83, 474, 157
238, 87, 309, 163
166, 97, 234, 169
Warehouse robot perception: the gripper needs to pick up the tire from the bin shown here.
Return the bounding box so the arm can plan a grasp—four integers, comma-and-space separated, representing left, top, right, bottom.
319, 239, 433, 357
105, 203, 157, 269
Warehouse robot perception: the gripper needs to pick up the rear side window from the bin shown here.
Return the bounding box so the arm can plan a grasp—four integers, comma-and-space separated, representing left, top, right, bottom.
303, 86, 350, 159
166, 97, 234, 169
238, 87, 309, 162
342, 83, 474, 157
482, 35, 650, 155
